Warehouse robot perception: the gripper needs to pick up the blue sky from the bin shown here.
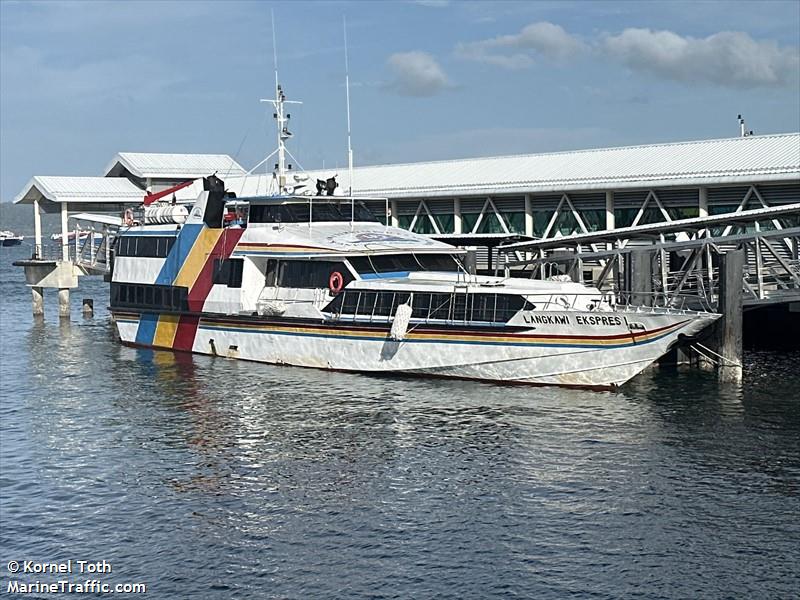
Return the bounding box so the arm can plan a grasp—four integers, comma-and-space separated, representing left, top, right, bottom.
1, 0, 798, 202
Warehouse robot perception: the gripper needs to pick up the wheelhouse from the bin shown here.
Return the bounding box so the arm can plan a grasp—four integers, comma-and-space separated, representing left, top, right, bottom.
221, 195, 387, 229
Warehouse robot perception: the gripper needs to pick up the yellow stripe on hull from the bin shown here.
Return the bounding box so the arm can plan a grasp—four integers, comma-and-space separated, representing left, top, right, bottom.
153, 314, 181, 348
174, 229, 222, 288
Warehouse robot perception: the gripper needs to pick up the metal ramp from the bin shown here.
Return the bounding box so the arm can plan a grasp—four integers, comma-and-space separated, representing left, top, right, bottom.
498, 204, 800, 311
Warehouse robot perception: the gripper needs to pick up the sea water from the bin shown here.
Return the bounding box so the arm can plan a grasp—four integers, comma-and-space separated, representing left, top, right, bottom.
1, 240, 798, 598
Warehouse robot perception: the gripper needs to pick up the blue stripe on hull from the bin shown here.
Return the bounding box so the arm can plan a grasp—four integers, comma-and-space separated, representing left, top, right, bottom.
135, 312, 159, 345
155, 223, 204, 285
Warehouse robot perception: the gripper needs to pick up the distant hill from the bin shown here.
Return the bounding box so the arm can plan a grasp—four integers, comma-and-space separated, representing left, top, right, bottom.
0, 203, 61, 236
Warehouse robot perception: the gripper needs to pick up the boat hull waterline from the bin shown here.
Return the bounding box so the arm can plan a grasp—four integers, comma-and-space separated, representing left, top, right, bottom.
112, 310, 717, 388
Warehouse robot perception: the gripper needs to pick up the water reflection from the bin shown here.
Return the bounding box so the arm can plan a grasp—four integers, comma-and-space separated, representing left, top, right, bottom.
3, 276, 799, 597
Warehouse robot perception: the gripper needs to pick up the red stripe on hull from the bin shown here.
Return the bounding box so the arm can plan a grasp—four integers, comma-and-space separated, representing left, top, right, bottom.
187, 229, 245, 311
173, 315, 200, 351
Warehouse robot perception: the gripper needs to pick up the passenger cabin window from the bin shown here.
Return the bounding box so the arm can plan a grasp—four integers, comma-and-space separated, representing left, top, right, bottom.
116, 236, 176, 258
323, 291, 533, 324
272, 260, 353, 289
212, 258, 244, 288
349, 254, 459, 276
248, 201, 377, 224
110, 282, 189, 312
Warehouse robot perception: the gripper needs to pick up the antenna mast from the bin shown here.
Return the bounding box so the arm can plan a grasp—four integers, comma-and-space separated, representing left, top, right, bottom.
261, 11, 301, 195
344, 16, 355, 228
738, 114, 754, 138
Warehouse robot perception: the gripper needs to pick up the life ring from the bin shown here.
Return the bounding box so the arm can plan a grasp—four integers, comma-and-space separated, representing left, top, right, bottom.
328, 271, 344, 295
123, 208, 134, 226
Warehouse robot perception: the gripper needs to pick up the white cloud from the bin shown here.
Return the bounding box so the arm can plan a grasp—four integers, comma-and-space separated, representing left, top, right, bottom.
455, 21, 584, 69
413, 0, 450, 6
454, 21, 799, 88
385, 51, 452, 97
604, 28, 800, 88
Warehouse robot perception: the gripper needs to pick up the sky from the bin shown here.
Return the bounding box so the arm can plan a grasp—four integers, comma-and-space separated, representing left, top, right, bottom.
1, 0, 798, 202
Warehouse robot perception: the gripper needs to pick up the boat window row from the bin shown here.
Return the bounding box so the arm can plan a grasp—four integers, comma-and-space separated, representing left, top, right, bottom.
265, 260, 354, 289
248, 201, 377, 224
111, 283, 189, 312
212, 259, 244, 288
349, 254, 460, 275
324, 291, 533, 323
116, 235, 176, 258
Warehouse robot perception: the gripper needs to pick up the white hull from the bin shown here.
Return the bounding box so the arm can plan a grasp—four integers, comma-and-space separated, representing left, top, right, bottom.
112, 309, 717, 388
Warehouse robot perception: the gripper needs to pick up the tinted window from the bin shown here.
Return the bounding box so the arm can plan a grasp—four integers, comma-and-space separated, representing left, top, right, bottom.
110, 283, 188, 312
277, 261, 352, 289
248, 201, 377, 223
116, 236, 176, 258
213, 259, 244, 288
323, 291, 531, 323
349, 254, 459, 276
324, 291, 411, 316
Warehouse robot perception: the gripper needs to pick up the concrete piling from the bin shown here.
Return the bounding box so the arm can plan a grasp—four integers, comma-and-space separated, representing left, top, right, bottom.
31, 287, 44, 316
628, 250, 653, 306
464, 249, 477, 275
82, 298, 94, 317
58, 288, 70, 319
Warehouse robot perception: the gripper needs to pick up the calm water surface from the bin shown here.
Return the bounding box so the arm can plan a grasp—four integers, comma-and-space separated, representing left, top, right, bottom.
1, 244, 798, 598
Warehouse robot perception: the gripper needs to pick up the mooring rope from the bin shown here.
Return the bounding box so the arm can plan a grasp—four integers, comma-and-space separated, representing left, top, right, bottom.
690, 342, 743, 368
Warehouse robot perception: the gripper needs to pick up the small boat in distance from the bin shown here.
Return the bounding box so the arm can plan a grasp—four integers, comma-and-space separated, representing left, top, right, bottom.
100, 83, 720, 388
1, 230, 23, 246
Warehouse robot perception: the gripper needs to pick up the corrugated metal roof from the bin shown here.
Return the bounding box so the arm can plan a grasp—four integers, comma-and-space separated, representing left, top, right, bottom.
15, 176, 145, 205
104, 152, 246, 179
226, 133, 800, 199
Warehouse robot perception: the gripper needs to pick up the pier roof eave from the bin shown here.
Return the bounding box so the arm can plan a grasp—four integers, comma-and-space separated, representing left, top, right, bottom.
286, 132, 800, 199
14, 176, 145, 212
104, 152, 247, 180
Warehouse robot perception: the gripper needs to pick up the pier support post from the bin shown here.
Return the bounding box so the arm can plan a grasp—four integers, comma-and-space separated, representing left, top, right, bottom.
32, 287, 44, 316
568, 254, 583, 284
628, 250, 652, 306
605, 191, 614, 251
714, 249, 744, 383
82, 298, 94, 318
58, 288, 70, 319
464, 248, 477, 275
33, 199, 43, 259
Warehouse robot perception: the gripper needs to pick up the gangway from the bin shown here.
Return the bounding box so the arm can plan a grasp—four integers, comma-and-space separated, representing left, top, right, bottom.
498, 203, 800, 311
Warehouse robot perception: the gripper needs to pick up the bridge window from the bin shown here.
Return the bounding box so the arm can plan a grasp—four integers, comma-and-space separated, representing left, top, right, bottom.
349, 254, 459, 276
248, 201, 377, 224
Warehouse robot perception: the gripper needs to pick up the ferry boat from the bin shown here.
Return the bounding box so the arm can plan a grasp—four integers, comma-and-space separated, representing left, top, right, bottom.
107, 86, 719, 388
1, 230, 23, 246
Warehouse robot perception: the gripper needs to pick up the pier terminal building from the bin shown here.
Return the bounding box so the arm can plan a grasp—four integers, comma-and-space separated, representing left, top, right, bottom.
16, 133, 800, 256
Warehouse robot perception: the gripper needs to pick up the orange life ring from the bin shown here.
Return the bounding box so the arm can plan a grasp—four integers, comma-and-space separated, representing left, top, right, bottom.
328, 271, 344, 295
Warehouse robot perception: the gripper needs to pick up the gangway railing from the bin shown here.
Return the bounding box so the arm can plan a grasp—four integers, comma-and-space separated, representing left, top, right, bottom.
500, 209, 800, 308
73, 227, 115, 274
